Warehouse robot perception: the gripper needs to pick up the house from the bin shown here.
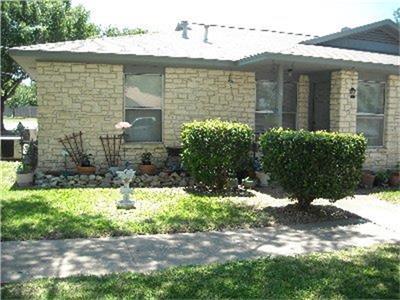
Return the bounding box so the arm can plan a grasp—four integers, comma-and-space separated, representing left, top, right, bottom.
9, 19, 400, 172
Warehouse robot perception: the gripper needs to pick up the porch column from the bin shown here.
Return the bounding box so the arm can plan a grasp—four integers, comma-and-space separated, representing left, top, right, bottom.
385, 74, 400, 168
277, 65, 284, 126
329, 70, 358, 133
296, 75, 310, 130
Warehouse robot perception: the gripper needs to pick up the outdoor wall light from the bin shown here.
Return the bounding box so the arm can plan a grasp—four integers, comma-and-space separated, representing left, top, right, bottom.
287, 68, 293, 77
228, 73, 234, 84
349, 87, 356, 98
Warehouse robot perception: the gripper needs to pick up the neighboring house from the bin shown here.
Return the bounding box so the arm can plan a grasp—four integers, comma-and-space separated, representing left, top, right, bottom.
9, 19, 400, 172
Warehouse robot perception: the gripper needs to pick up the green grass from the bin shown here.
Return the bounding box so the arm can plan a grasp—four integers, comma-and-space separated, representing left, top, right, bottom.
2, 244, 398, 299
374, 189, 400, 204
0, 162, 270, 241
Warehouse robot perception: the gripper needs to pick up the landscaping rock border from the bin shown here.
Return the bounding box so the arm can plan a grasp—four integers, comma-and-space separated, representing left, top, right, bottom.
34, 171, 194, 188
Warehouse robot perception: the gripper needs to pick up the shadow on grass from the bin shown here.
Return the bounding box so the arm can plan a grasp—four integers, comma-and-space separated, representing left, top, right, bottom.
1, 195, 131, 241
183, 186, 255, 198
2, 245, 398, 299
134, 196, 271, 234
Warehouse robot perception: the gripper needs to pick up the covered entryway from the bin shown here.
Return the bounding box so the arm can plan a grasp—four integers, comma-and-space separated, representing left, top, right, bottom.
309, 72, 331, 131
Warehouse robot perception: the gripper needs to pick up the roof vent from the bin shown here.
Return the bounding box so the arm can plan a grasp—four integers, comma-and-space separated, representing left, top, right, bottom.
341, 27, 351, 32
175, 20, 190, 39
203, 25, 210, 43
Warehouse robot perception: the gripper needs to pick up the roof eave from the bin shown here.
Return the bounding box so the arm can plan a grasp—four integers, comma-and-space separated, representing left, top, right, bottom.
301, 19, 399, 45
238, 52, 399, 73
8, 49, 237, 78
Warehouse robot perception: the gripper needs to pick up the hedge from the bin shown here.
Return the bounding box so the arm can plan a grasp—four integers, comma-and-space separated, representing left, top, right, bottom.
260, 128, 367, 209
181, 119, 252, 189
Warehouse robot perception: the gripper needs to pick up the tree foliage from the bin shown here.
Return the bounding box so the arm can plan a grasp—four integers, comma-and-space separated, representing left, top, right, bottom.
394, 8, 400, 24
6, 83, 37, 109
260, 129, 367, 210
102, 26, 146, 37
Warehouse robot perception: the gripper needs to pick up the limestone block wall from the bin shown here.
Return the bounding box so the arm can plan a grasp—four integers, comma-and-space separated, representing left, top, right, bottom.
363, 75, 400, 170
36, 62, 167, 171
329, 70, 358, 133
163, 68, 256, 147
296, 75, 309, 130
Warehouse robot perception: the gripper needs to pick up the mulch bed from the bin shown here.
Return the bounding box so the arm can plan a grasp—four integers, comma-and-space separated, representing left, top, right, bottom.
265, 204, 362, 225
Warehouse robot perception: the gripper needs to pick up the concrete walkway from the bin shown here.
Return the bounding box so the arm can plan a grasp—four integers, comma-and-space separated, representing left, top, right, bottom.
2, 220, 399, 283
332, 194, 400, 233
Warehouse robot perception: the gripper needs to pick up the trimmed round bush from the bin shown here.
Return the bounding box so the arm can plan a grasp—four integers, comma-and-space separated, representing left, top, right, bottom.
181, 119, 253, 189
260, 128, 367, 209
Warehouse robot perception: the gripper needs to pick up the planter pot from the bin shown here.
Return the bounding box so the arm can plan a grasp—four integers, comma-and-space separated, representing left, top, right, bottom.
389, 172, 400, 187
16, 172, 34, 187
242, 178, 256, 189
76, 165, 96, 175
361, 171, 375, 188
255, 171, 269, 187
139, 164, 157, 175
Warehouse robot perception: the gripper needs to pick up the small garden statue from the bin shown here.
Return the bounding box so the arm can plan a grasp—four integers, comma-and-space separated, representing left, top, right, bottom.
116, 169, 136, 209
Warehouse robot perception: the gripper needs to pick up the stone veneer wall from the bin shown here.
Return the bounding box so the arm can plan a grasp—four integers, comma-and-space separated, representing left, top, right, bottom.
36, 64, 255, 171
163, 68, 256, 147
296, 75, 309, 130
329, 70, 399, 170
36, 62, 166, 171
329, 70, 358, 133
363, 74, 400, 170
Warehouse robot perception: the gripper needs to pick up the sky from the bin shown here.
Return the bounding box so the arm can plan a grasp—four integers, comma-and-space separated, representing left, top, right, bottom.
71, 0, 399, 36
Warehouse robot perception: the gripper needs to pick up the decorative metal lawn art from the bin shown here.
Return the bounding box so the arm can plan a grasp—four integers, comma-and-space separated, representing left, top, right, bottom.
58, 131, 84, 167
99, 134, 123, 168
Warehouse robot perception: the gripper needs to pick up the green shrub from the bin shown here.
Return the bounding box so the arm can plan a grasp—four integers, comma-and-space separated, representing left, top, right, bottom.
260, 128, 367, 209
181, 119, 253, 189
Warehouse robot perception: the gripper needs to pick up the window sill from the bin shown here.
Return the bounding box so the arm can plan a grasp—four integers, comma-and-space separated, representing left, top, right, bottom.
123, 141, 164, 146
366, 146, 386, 150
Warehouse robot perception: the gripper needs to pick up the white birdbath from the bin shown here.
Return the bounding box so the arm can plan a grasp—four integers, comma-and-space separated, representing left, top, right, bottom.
116, 169, 136, 209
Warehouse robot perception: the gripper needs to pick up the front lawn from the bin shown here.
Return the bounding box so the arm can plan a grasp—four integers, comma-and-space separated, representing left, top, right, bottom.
374, 190, 400, 204
0, 161, 361, 241
1, 162, 271, 241
2, 244, 399, 299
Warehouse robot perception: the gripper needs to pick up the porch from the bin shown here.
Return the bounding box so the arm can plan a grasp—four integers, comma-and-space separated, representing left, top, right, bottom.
248, 62, 399, 171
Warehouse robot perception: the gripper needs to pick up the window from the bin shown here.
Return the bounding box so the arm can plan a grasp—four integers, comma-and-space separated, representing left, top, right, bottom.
124, 74, 162, 142
255, 80, 297, 133
256, 80, 278, 133
356, 81, 385, 147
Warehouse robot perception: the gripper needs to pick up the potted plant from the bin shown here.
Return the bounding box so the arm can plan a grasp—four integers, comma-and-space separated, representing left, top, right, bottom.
389, 164, 400, 187
139, 152, 157, 175
76, 152, 96, 175
16, 141, 37, 186
361, 170, 375, 188
374, 170, 390, 187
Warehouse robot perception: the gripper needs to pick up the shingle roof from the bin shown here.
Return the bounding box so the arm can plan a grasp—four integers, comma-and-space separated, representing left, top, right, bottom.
11, 22, 400, 67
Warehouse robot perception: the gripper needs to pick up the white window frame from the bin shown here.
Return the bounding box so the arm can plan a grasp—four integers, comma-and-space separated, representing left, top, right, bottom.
123, 73, 164, 143
356, 80, 385, 148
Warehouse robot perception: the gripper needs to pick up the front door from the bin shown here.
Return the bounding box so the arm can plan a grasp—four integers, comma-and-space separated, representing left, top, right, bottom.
311, 82, 330, 131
